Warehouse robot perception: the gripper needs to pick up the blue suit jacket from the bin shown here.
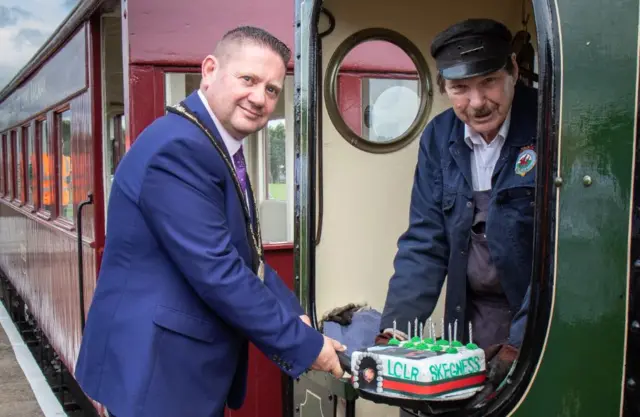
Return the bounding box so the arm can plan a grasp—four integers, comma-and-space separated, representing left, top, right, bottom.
75, 91, 323, 417
380, 83, 537, 349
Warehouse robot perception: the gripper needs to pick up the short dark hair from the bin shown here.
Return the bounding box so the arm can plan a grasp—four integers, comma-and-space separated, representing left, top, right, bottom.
215, 26, 291, 66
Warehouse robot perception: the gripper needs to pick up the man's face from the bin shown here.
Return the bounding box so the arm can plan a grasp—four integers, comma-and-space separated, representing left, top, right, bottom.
444, 55, 518, 141
200, 42, 286, 140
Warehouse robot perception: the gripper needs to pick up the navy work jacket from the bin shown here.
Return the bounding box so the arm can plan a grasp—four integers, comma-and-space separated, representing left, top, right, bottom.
380, 83, 537, 348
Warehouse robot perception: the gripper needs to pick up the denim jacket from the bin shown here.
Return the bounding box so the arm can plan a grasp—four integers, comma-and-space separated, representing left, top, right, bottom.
380, 83, 537, 348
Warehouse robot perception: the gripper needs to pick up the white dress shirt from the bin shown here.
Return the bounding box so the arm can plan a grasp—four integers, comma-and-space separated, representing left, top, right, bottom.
464, 110, 511, 191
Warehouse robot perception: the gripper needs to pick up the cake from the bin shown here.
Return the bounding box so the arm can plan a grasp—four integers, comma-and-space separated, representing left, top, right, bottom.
346, 320, 486, 401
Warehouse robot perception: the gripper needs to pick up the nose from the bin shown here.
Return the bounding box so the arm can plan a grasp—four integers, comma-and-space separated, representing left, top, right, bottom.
468, 88, 486, 109
248, 88, 266, 108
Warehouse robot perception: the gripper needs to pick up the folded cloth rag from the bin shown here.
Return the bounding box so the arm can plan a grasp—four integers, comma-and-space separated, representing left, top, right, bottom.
321, 304, 381, 356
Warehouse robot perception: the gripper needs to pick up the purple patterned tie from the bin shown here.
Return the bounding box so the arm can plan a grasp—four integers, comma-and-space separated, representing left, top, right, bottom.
233, 145, 247, 195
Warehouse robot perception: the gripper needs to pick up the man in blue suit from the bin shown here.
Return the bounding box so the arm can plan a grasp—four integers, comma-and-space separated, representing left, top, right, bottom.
75, 26, 345, 417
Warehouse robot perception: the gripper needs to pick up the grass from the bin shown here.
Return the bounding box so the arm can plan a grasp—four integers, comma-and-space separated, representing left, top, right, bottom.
268, 183, 287, 201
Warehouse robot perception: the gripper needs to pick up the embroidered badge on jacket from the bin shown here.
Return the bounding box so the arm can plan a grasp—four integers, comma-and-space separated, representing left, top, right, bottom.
515, 146, 537, 176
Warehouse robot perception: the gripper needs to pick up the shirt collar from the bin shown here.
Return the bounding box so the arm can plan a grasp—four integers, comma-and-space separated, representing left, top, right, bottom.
197, 89, 244, 156
464, 108, 511, 149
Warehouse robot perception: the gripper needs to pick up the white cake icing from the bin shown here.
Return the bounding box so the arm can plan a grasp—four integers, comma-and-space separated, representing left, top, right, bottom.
348, 339, 486, 401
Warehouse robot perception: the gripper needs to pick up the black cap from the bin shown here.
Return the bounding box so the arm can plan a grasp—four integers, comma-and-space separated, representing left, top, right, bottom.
431, 18, 513, 80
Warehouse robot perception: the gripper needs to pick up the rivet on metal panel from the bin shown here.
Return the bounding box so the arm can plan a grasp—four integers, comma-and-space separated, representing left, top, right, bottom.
582, 175, 592, 186
554, 176, 564, 187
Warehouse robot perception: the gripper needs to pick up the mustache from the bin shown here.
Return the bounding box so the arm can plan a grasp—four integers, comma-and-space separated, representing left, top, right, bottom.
472, 108, 492, 118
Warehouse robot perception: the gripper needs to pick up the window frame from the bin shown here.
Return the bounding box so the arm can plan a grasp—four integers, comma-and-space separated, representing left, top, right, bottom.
53, 106, 74, 230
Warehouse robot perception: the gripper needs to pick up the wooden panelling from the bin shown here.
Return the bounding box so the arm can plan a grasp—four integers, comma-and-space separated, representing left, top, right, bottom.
0, 202, 96, 373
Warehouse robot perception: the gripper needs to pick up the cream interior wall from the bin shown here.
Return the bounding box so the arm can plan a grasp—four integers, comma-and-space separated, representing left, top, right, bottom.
314, 2, 535, 415
315, 0, 535, 373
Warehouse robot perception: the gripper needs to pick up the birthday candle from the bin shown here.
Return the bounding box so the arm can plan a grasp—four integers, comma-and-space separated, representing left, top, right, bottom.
469, 321, 473, 344
414, 318, 418, 338
454, 320, 458, 341
448, 323, 452, 342
393, 320, 397, 338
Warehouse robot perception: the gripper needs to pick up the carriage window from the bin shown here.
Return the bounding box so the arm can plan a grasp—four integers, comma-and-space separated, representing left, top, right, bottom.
39, 119, 53, 213
57, 110, 73, 221
7, 132, 13, 199
325, 34, 432, 153
13, 130, 22, 203
0, 134, 5, 196
265, 119, 286, 202
24, 125, 35, 206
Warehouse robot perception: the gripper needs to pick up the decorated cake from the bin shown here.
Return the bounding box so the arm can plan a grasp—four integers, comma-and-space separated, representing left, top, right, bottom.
346, 319, 486, 401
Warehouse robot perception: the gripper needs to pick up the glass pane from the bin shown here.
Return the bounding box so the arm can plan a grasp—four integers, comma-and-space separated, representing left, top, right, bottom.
14, 132, 21, 200
58, 110, 73, 221
362, 77, 420, 142
265, 119, 286, 201
40, 120, 53, 212
164, 73, 203, 107
26, 127, 35, 204
7, 135, 12, 198
0, 136, 4, 195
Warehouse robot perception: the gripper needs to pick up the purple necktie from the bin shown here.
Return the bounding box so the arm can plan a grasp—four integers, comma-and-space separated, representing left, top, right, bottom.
233, 145, 247, 195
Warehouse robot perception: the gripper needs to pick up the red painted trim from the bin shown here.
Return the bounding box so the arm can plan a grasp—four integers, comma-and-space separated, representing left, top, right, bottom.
264, 242, 294, 251
0, 197, 88, 241
128, 65, 166, 146
382, 374, 486, 396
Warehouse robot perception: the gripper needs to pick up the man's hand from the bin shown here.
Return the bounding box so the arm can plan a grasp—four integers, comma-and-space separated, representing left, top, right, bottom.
468, 344, 519, 408
311, 336, 347, 379
300, 315, 311, 326
375, 332, 392, 345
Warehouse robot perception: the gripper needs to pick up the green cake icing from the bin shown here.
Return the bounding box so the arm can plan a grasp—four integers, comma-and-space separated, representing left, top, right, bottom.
466, 342, 479, 350
430, 345, 443, 352
415, 342, 429, 350
424, 338, 435, 344
436, 339, 449, 346
446, 347, 458, 354
403, 342, 415, 348
388, 338, 400, 346
451, 341, 464, 348
411, 336, 421, 343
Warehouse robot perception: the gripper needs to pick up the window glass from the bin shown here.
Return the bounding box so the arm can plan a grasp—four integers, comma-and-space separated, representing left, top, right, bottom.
14, 131, 22, 201
7, 133, 13, 199
58, 110, 73, 220
25, 126, 35, 205
40, 120, 53, 213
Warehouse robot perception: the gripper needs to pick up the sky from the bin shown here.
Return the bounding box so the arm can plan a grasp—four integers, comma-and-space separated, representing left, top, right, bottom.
0, 0, 79, 90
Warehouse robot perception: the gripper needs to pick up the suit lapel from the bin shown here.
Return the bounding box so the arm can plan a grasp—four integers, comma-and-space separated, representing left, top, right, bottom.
183, 91, 233, 162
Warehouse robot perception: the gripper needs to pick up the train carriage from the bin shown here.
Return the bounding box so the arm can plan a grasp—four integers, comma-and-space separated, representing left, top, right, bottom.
0, 0, 638, 416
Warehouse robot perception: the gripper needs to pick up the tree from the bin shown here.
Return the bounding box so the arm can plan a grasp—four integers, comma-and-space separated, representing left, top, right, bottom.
267, 121, 286, 184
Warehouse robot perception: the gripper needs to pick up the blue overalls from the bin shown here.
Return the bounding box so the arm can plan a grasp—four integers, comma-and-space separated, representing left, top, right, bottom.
380, 83, 537, 348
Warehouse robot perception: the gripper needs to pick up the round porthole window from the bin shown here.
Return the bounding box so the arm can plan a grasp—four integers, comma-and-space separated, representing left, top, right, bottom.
324, 28, 433, 153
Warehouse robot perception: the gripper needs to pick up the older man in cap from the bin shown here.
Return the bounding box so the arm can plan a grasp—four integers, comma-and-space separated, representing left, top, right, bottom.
377, 18, 536, 403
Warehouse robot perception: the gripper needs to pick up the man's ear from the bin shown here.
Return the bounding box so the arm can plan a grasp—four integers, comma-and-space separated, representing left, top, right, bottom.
510, 53, 519, 84
201, 55, 219, 85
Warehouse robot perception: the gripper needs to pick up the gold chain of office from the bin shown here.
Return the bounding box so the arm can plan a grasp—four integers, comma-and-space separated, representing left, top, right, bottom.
167, 102, 265, 282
